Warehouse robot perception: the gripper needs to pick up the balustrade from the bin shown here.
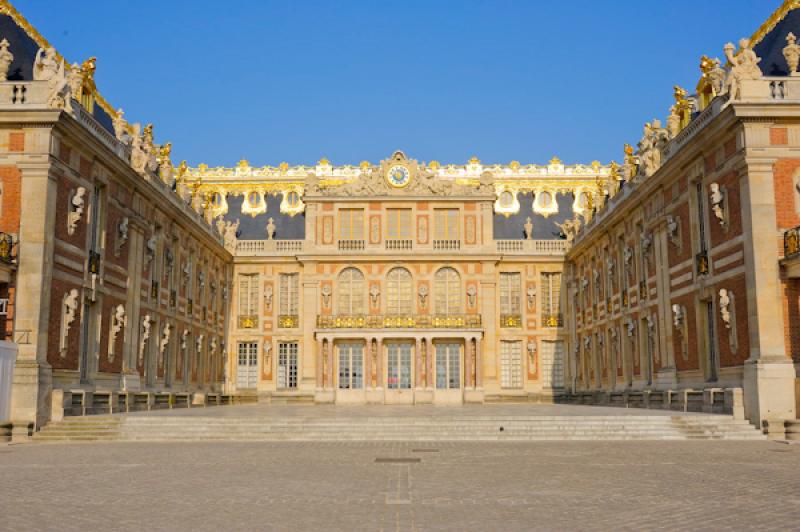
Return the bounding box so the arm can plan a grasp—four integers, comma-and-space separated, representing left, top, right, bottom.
316, 314, 481, 329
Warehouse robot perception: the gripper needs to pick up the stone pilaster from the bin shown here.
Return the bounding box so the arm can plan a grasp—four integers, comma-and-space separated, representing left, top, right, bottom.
740, 158, 796, 424
10, 161, 56, 428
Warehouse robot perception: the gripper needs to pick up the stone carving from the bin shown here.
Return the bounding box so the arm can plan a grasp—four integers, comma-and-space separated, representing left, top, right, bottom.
59, 289, 79, 356
672, 304, 684, 329
130, 123, 148, 174
198, 270, 205, 289
182, 262, 191, 288
527, 340, 537, 374
719, 288, 731, 329
196, 334, 204, 355
526, 285, 536, 310
181, 329, 189, 351
139, 314, 152, 363
67, 187, 86, 236
700, 55, 727, 96
159, 322, 172, 357
623, 245, 633, 274
264, 284, 273, 311
33, 47, 60, 82
115, 217, 129, 255
222, 284, 229, 301
158, 142, 174, 183
145, 233, 157, 267
555, 216, 581, 245
524, 217, 533, 240
784, 33, 800, 75
466, 285, 477, 308
321, 284, 332, 308
724, 39, 762, 101
638, 120, 669, 177
370, 216, 380, 244
263, 341, 272, 371
112, 108, 129, 143
108, 304, 125, 362
210, 337, 217, 355
222, 219, 240, 253
478, 171, 494, 194
0, 39, 13, 81
266, 217, 275, 240
418, 216, 428, 244
666, 215, 680, 246
640, 232, 652, 258
418, 284, 428, 309
710, 183, 725, 226
625, 317, 635, 338
369, 284, 380, 307
606, 258, 615, 283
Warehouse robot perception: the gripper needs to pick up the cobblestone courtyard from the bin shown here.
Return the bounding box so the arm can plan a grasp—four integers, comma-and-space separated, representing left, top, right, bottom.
2, 439, 799, 531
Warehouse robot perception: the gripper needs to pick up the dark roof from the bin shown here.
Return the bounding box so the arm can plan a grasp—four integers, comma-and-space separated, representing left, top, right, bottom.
754, 7, 800, 76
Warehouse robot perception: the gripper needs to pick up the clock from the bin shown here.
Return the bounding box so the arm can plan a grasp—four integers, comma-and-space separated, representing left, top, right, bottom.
386, 165, 411, 188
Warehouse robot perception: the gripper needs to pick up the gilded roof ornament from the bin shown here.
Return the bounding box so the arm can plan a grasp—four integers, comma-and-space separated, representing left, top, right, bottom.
237, 159, 250, 169
468, 156, 480, 165
279, 162, 289, 172
359, 160, 370, 169
509, 160, 520, 170
429, 160, 440, 170
549, 156, 562, 165
318, 157, 330, 166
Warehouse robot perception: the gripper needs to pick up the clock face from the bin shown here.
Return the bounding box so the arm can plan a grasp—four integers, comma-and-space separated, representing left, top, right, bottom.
386, 165, 411, 188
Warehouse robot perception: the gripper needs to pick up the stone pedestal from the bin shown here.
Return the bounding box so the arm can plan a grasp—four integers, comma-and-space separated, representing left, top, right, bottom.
743, 358, 796, 425
463, 388, 485, 404
121, 371, 141, 392
655, 366, 678, 389
10, 360, 52, 429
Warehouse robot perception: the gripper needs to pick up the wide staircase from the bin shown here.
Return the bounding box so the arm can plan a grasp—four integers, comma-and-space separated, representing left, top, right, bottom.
33, 414, 766, 442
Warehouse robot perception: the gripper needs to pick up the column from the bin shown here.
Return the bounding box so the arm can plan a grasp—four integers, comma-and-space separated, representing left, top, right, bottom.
10, 162, 56, 428
475, 336, 483, 389
415, 337, 423, 390
326, 336, 334, 389
316, 337, 324, 390
375, 337, 383, 390
741, 159, 796, 423
654, 220, 677, 388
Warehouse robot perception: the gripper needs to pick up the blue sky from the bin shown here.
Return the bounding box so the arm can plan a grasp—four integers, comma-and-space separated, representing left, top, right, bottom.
14, 0, 776, 167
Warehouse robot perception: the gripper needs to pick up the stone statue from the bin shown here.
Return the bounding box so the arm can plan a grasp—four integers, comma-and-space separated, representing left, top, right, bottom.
266, 217, 276, 240
478, 171, 494, 194
667, 106, 681, 138
139, 314, 152, 362
130, 123, 148, 174
638, 120, 669, 177
710, 183, 725, 225
555, 217, 581, 245
65, 62, 82, 98
305, 172, 320, 195
158, 142, 174, 183
785, 33, 800, 75
0, 39, 13, 81
524, 217, 533, 240
67, 187, 86, 236
59, 289, 79, 354
159, 323, 172, 355
724, 39, 762, 101
33, 47, 59, 82
719, 288, 731, 329
223, 219, 240, 253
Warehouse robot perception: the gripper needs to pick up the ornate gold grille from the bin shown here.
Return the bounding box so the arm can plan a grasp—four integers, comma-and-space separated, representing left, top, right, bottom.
316, 314, 481, 329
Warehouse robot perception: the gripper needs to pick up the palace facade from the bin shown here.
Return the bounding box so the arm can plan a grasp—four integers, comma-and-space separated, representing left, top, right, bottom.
0, 0, 798, 432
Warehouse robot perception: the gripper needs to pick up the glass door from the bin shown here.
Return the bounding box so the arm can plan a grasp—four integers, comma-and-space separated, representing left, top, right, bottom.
387, 343, 412, 389
338, 342, 364, 389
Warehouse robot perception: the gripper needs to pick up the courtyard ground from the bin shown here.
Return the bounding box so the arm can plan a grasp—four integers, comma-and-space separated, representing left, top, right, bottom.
1, 437, 799, 531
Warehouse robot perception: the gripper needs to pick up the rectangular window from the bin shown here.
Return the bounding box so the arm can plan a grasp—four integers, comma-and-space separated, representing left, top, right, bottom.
236, 342, 259, 389
500, 341, 522, 388
277, 342, 298, 389
540, 340, 565, 388
434, 209, 460, 240
279, 273, 299, 315
237, 274, 259, 316
338, 342, 364, 390
387, 209, 412, 239
696, 182, 707, 253
541, 272, 562, 327
499, 272, 522, 314
339, 209, 364, 240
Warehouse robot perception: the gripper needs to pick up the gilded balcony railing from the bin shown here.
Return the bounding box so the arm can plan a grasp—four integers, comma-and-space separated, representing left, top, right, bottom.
541, 313, 564, 328
238, 315, 258, 329
784, 225, 800, 258
278, 314, 299, 328
316, 314, 482, 329
500, 313, 522, 328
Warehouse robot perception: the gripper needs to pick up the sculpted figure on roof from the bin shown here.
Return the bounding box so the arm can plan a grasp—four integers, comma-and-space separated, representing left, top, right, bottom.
724, 38, 762, 101
0, 39, 14, 81
638, 120, 668, 177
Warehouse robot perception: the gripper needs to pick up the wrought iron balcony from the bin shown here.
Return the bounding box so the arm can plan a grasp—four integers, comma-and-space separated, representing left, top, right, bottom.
0, 232, 16, 264
316, 314, 482, 329
500, 313, 522, 328
784, 225, 800, 258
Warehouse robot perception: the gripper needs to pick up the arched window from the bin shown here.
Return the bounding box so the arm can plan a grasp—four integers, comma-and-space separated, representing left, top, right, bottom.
337, 267, 365, 315
434, 267, 461, 315
386, 267, 412, 315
